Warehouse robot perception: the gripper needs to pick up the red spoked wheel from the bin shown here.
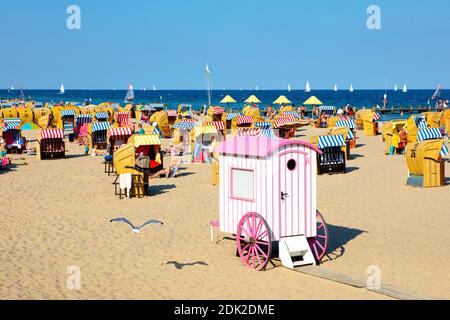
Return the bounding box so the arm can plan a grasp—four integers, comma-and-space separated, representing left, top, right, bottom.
236, 212, 272, 271
308, 210, 329, 263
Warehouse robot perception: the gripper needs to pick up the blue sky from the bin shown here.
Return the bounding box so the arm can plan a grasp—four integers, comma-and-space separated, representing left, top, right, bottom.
0, 0, 449, 90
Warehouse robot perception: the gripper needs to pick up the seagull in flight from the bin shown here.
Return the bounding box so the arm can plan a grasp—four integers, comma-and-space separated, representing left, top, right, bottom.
110, 218, 164, 233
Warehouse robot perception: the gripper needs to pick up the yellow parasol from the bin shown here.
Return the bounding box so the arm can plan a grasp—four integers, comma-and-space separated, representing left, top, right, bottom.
273, 95, 292, 105
220, 95, 237, 104
244, 95, 261, 104
303, 96, 323, 105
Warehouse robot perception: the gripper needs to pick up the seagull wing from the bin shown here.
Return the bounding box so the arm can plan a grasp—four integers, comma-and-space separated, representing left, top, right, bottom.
139, 219, 164, 229
110, 218, 137, 230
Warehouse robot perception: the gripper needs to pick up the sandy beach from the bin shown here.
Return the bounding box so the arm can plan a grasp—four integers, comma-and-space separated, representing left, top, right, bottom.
1, 126, 448, 300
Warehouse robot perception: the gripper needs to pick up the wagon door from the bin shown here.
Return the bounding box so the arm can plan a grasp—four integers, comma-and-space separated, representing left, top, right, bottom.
278, 150, 316, 239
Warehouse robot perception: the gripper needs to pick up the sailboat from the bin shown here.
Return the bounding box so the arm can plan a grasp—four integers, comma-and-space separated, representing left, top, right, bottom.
431, 84, 442, 101
288, 84, 291, 92
59, 83, 65, 94
334, 84, 338, 92
256, 86, 259, 91
402, 84, 407, 93
153, 85, 156, 91
349, 84, 354, 92
394, 84, 398, 92
124, 84, 135, 103
305, 81, 311, 93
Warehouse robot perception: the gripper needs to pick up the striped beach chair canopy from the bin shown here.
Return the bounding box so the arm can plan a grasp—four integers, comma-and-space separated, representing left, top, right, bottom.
172, 121, 195, 130
373, 112, 381, 121
318, 135, 346, 149
144, 103, 165, 111
76, 114, 93, 124
346, 130, 355, 140
133, 134, 161, 147
418, 128, 443, 141
140, 104, 157, 111
92, 122, 111, 132
150, 122, 162, 135
2, 118, 22, 132
107, 127, 133, 137
195, 125, 217, 136
117, 112, 131, 126
61, 110, 76, 117
236, 128, 261, 137
227, 112, 242, 120
319, 106, 335, 115
278, 114, 297, 122
41, 128, 64, 139
336, 120, 355, 129
253, 123, 275, 138
95, 112, 109, 119
415, 115, 427, 129
253, 122, 273, 129
166, 110, 178, 117
204, 121, 225, 131
283, 111, 302, 118
213, 107, 225, 115
440, 144, 449, 157
236, 116, 254, 125
274, 117, 297, 129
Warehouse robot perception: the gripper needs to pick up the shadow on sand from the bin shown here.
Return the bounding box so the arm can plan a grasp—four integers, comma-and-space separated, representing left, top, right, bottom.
322, 224, 367, 263
150, 184, 177, 195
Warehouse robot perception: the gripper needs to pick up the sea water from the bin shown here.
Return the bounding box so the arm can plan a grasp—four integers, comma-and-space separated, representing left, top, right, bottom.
1, 89, 447, 122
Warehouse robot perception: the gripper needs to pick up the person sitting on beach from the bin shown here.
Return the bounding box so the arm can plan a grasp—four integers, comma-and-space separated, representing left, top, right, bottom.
91, 146, 100, 157
140, 113, 149, 123
150, 156, 183, 179
84, 144, 89, 155
320, 112, 328, 128
267, 105, 275, 119
137, 123, 145, 135
346, 106, 355, 117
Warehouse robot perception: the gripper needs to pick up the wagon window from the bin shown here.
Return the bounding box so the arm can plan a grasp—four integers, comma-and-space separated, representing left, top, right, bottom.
287, 159, 296, 171
231, 169, 254, 201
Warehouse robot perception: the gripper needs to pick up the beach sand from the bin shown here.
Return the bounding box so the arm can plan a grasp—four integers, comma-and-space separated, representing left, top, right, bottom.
1, 127, 449, 300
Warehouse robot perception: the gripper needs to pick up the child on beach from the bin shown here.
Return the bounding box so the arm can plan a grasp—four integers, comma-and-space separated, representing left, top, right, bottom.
84, 144, 89, 155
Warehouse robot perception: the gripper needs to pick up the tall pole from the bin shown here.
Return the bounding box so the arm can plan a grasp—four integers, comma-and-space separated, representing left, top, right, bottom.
205, 63, 212, 107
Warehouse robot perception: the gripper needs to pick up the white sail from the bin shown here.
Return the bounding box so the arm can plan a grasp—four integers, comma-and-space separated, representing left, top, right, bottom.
288, 83, 291, 92
59, 83, 65, 94
334, 84, 338, 92
124, 84, 134, 102
402, 84, 407, 93
394, 84, 398, 92
305, 81, 311, 92
153, 85, 156, 91
256, 86, 259, 91
349, 84, 354, 92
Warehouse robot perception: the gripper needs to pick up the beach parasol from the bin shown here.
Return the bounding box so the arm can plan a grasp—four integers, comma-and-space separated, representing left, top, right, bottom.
303, 96, 323, 106
273, 95, 292, 105
220, 95, 237, 104
220, 95, 237, 112
244, 95, 261, 104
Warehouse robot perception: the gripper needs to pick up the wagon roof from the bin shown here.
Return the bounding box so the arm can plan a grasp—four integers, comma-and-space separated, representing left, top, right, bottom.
216, 136, 322, 157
